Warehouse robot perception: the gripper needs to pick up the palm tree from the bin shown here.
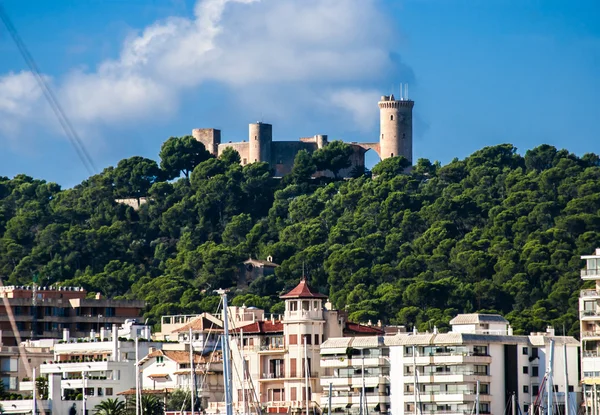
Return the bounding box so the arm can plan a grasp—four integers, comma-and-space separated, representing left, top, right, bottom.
94, 398, 127, 415
141, 395, 163, 415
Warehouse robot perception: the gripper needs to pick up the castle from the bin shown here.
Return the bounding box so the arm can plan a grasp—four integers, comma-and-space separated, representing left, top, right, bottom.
192, 94, 414, 177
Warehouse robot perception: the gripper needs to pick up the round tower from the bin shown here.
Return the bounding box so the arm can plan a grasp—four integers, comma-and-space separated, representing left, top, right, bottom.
248, 122, 272, 164
378, 94, 414, 163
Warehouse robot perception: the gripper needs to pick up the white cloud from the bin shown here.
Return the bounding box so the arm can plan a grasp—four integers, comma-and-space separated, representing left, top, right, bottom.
0, 0, 407, 142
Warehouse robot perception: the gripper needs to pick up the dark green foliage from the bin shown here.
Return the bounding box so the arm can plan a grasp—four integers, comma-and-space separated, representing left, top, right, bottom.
1, 143, 598, 337
159, 136, 211, 179
312, 140, 353, 178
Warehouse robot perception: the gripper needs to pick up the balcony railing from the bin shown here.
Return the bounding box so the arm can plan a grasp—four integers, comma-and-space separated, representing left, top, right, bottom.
404, 390, 490, 396
582, 331, 600, 338
404, 352, 490, 358
261, 372, 285, 379
582, 270, 600, 277
581, 290, 600, 298
405, 371, 489, 377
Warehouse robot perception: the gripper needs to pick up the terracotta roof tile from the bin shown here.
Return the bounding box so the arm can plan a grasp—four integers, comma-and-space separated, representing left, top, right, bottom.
144, 349, 217, 364
280, 278, 327, 299
344, 322, 384, 335
172, 314, 223, 333
232, 320, 284, 334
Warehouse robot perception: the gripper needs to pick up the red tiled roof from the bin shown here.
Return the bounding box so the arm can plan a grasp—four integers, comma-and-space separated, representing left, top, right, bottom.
232, 320, 284, 334
280, 278, 327, 299
344, 322, 385, 335
173, 314, 223, 333
143, 349, 218, 364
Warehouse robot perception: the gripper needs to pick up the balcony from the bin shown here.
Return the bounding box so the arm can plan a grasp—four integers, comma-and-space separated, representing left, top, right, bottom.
403, 391, 492, 403
404, 373, 491, 384
582, 269, 600, 280
320, 356, 388, 368
321, 375, 389, 388
581, 310, 600, 321
582, 331, 600, 339
257, 344, 286, 353
323, 394, 389, 406
581, 290, 600, 298
411, 354, 492, 365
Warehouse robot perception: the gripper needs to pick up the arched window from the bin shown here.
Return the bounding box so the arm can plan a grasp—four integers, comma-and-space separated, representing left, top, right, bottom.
391, 153, 394, 157
381, 134, 384, 139
390, 115, 394, 121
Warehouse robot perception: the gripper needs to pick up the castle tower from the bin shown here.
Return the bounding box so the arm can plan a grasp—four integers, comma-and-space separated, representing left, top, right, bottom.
378, 94, 414, 163
248, 122, 272, 164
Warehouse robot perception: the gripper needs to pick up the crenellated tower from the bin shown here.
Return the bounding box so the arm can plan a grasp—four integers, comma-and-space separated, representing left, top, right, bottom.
248, 122, 272, 164
378, 94, 414, 163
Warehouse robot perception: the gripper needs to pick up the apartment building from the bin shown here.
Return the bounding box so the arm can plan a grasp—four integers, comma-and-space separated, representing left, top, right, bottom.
37, 322, 158, 415
320, 336, 391, 415
579, 248, 600, 413
137, 348, 224, 409
387, 315, 579, 415
0, 339, 53, 393
0, 285, 145, 345
227, 278, 382, 415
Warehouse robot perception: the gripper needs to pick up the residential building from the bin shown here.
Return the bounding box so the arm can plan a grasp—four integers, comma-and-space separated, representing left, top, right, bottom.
240, 257, 278, 288
387, 314, 579, 415
0, 339, 54, 393
579, 248, 600, 413
0, 285, 145, 345
155, 314, 202, 341
37, 322, 158, 415
320, 336, 391, 415
135, 348, 224, 410
226, 278, 383, 415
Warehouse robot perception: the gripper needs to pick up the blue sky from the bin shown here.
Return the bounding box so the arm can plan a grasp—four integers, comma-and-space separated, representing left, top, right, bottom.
0, 0, 598, 187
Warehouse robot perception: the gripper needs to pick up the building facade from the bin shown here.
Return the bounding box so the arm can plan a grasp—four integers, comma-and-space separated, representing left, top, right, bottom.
387, 315, 579, 415
579, 248, 600, 413
0, 286, 145, 346
192, 94, 414, 177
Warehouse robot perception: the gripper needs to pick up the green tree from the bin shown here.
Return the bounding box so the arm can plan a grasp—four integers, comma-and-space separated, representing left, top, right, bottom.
312, 140, 353, 178
219, 147, 242, 166
159, 136, 211, 179
113, 157, 163, 200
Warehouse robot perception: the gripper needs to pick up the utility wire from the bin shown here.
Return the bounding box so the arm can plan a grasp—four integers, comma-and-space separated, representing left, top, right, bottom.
0, 2, 97, 175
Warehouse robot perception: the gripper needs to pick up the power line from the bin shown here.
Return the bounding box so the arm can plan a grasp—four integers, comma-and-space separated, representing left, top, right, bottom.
0, 2, 97, 176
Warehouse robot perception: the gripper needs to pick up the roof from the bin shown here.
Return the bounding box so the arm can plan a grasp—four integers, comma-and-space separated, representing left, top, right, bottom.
449, 313, 509, 325
244, 258, 279, 267
232, 320, 283, 334
140, 349, 219, 365
382, 332, 578, 346
344, 322, 384, 335
173, 313, 223, 333
280, 278, 328, 299
118, 388, 174, 396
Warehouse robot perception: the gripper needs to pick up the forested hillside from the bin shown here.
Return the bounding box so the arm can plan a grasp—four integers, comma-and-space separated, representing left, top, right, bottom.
1, 137, 599, 336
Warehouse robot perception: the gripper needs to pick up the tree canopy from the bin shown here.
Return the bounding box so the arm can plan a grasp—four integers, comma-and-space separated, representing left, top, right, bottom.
1, 141, 598, 336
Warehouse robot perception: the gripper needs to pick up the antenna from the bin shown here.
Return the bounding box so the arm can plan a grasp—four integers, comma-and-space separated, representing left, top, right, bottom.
399, 83, 403, 101
406, 83, 409, 100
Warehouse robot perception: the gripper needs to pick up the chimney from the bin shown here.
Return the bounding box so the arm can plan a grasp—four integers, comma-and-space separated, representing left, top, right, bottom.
95, 293, 102, 300
90, 329, 95, 340
377, 320, 382, 328
100, 327, 106, 341
596, 248, 600, 255
433, 326, 438, 334
367, 320, 372, 326
63, 328, 70, 342
412, 327, 417, 334
507, 325, 513, 336
546, 326, 555, 336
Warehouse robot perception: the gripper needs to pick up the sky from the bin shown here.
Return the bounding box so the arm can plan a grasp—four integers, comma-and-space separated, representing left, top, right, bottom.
0, 0, 598, 187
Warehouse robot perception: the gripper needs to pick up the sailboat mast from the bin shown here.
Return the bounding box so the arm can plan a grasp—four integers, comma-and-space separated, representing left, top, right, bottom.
304, 337, 310, 415
217, 289, 233, 415
547, 340, 555, 415
475, 380, 480, 415
412, 346, 417, 415
189, 326, 195, 415
563, 343, 569, 415
362, 354, 366, 415
241, 328, 246, 415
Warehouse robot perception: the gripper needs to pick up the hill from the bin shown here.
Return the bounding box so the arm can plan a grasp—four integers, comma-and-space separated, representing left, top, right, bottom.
1, 140, 599, 336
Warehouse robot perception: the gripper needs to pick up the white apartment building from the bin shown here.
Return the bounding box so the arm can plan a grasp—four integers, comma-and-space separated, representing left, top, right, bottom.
38, 323, 159, 415
227, 278, 382, 415
320, 336, 391, 415
579, 248, 600, 413
387, 314, 579, 415
137, 348, 224, 409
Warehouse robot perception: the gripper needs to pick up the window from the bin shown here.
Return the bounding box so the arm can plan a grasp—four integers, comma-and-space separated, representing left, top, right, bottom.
390, 115, 394, 121
391, 153, 394, 157
255, 136, 257, 140
524, 405, 529, 414
532, 348, 539, 359
381, 134, 384, 139
156, 356, 163, 363
523, 347, 529, 355
532, 366, 539, 377
532, 385, 539, 395
303, 334, 312, 345
523, 385, 529, 394
289, 334, 297, 345
314, 334, 320, 345
290, 302, 298, 311
97, 388, 103, 397
568, 386, 574, 392
291, 387, 297, 401
523, 366, 529, 374
473, 345, 488, 356
242, 158, 247, 164
290, 358, 297, 377
588, 259, 598, 271
106, 388, 113, 396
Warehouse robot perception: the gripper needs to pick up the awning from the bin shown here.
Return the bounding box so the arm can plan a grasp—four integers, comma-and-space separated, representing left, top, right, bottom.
320, 348, 348, 355
148, 374, 169, 379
